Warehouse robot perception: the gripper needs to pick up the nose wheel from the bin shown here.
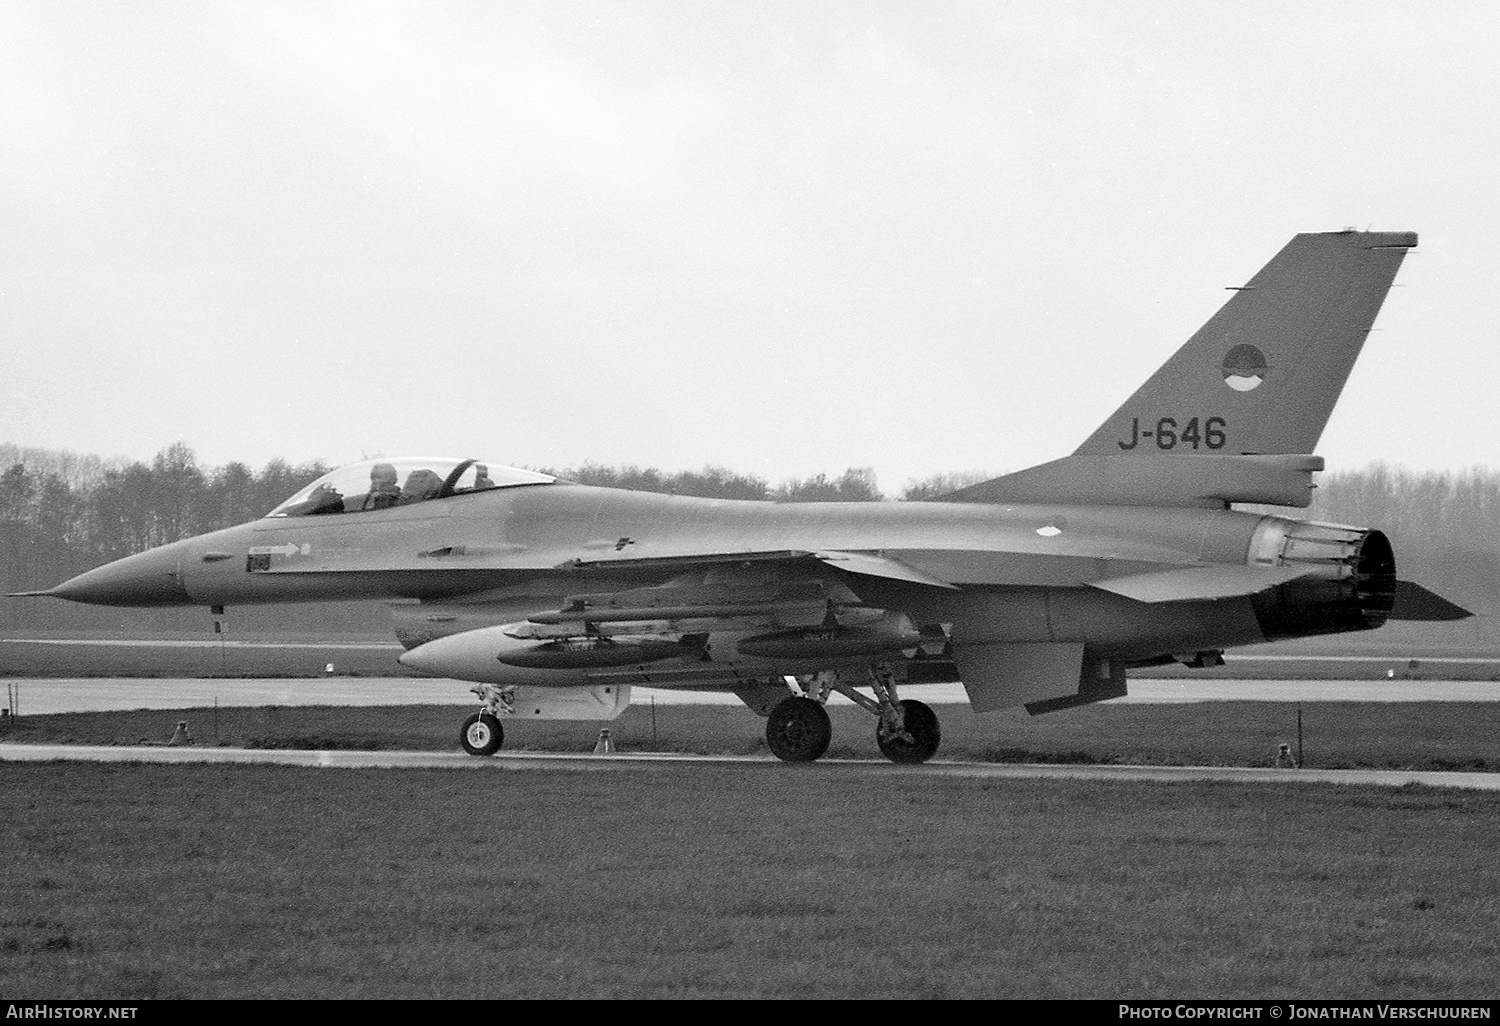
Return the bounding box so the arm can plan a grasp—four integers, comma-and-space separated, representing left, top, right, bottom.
460, 711, 504, 756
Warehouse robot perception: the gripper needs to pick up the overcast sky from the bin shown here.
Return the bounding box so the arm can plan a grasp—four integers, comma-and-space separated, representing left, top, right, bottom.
2, 1, 1497, 492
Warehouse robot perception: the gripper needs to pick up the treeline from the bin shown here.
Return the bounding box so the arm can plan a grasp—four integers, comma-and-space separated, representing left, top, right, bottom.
539, 465, 1001, 502
0, 447, 942, 600
1, 444, 337, 630
1309, 464, 1500, 623
537, 463, 891, 502
1, 445, 1496, 637
0, 446, 929, 629
1, 444, 333, 585
0, 448, 925, 600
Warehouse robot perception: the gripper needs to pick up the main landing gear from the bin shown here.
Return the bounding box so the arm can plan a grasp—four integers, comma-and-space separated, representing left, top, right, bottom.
765, 697, 832, 762
460, 683, 516, 756
764, 663, 940, 765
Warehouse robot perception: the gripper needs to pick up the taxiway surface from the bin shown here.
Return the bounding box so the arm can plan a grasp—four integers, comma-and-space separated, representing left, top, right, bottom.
3, 676, 1498, 716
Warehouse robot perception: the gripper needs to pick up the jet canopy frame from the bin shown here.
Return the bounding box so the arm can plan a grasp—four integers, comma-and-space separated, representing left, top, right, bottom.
267, 458, 555, 517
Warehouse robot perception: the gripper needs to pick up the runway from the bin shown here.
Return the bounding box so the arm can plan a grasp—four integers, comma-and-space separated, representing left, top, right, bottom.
1, 637, 401, 650
3, 741, 1498, 791
3, 675, 1498, 716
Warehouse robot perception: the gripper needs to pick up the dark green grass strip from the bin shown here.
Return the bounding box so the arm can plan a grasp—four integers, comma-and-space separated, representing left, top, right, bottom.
2, 762, 1498, 999
6, 700, 1499, 772
0, 638, 416, 679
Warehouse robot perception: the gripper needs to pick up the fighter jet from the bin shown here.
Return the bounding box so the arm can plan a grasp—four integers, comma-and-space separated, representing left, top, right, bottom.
20, 230, 1469, 763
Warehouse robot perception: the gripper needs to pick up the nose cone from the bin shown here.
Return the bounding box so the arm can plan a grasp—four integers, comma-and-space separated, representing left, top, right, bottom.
49, 544, 193, 606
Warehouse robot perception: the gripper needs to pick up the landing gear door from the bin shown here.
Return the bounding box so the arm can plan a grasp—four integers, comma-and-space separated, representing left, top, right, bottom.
496, 684, 633, 721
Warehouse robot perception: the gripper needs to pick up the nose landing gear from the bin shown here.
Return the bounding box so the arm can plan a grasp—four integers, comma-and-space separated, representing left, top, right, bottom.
460, 711, 503, 756
459, 682, 517, 756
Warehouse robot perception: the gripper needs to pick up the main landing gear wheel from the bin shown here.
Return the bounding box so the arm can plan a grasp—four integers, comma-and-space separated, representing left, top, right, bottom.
460, 712, 504, 756
876, 699, 940, 765
765, 697, 832, 763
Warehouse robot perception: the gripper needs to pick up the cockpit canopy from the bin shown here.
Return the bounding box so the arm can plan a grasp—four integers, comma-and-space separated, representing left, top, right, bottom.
267, 458, 554, 517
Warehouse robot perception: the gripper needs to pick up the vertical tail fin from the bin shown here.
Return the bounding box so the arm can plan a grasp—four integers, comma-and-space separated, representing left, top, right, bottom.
1073, 230, 1417, 457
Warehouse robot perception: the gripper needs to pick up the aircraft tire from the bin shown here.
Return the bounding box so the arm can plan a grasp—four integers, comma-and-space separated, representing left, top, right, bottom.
876, 699, 940, 765
765, 697, 832, 763
460, 712, 504, 756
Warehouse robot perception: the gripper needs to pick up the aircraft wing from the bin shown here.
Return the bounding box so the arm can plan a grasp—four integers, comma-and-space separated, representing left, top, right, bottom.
551, 549, 960, 588
556, 546, 1203, 591
811, 550, 960, 590
559, 549, 965, 589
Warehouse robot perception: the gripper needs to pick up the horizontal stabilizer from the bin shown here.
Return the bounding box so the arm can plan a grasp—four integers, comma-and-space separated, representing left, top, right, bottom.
1091, 564, 1311, 603
1389, 581, 1473, 622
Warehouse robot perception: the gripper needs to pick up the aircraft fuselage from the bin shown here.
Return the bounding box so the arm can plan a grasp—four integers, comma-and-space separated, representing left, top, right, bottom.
49, 481, 1360, 668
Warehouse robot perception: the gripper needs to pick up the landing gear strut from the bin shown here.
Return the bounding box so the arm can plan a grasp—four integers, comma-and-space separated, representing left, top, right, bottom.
856, 662, 940, 764
876, 699, 940, 764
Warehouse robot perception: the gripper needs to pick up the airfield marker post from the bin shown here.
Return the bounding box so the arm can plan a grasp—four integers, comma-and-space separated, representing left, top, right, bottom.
212, 604, 227, 677
1297, 704, 1304, 768
651, 696, 657, 750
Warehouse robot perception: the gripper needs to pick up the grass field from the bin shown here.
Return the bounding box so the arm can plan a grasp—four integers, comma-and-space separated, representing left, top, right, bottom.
2, 761, 1498, 999
5, 635, 1500, 999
